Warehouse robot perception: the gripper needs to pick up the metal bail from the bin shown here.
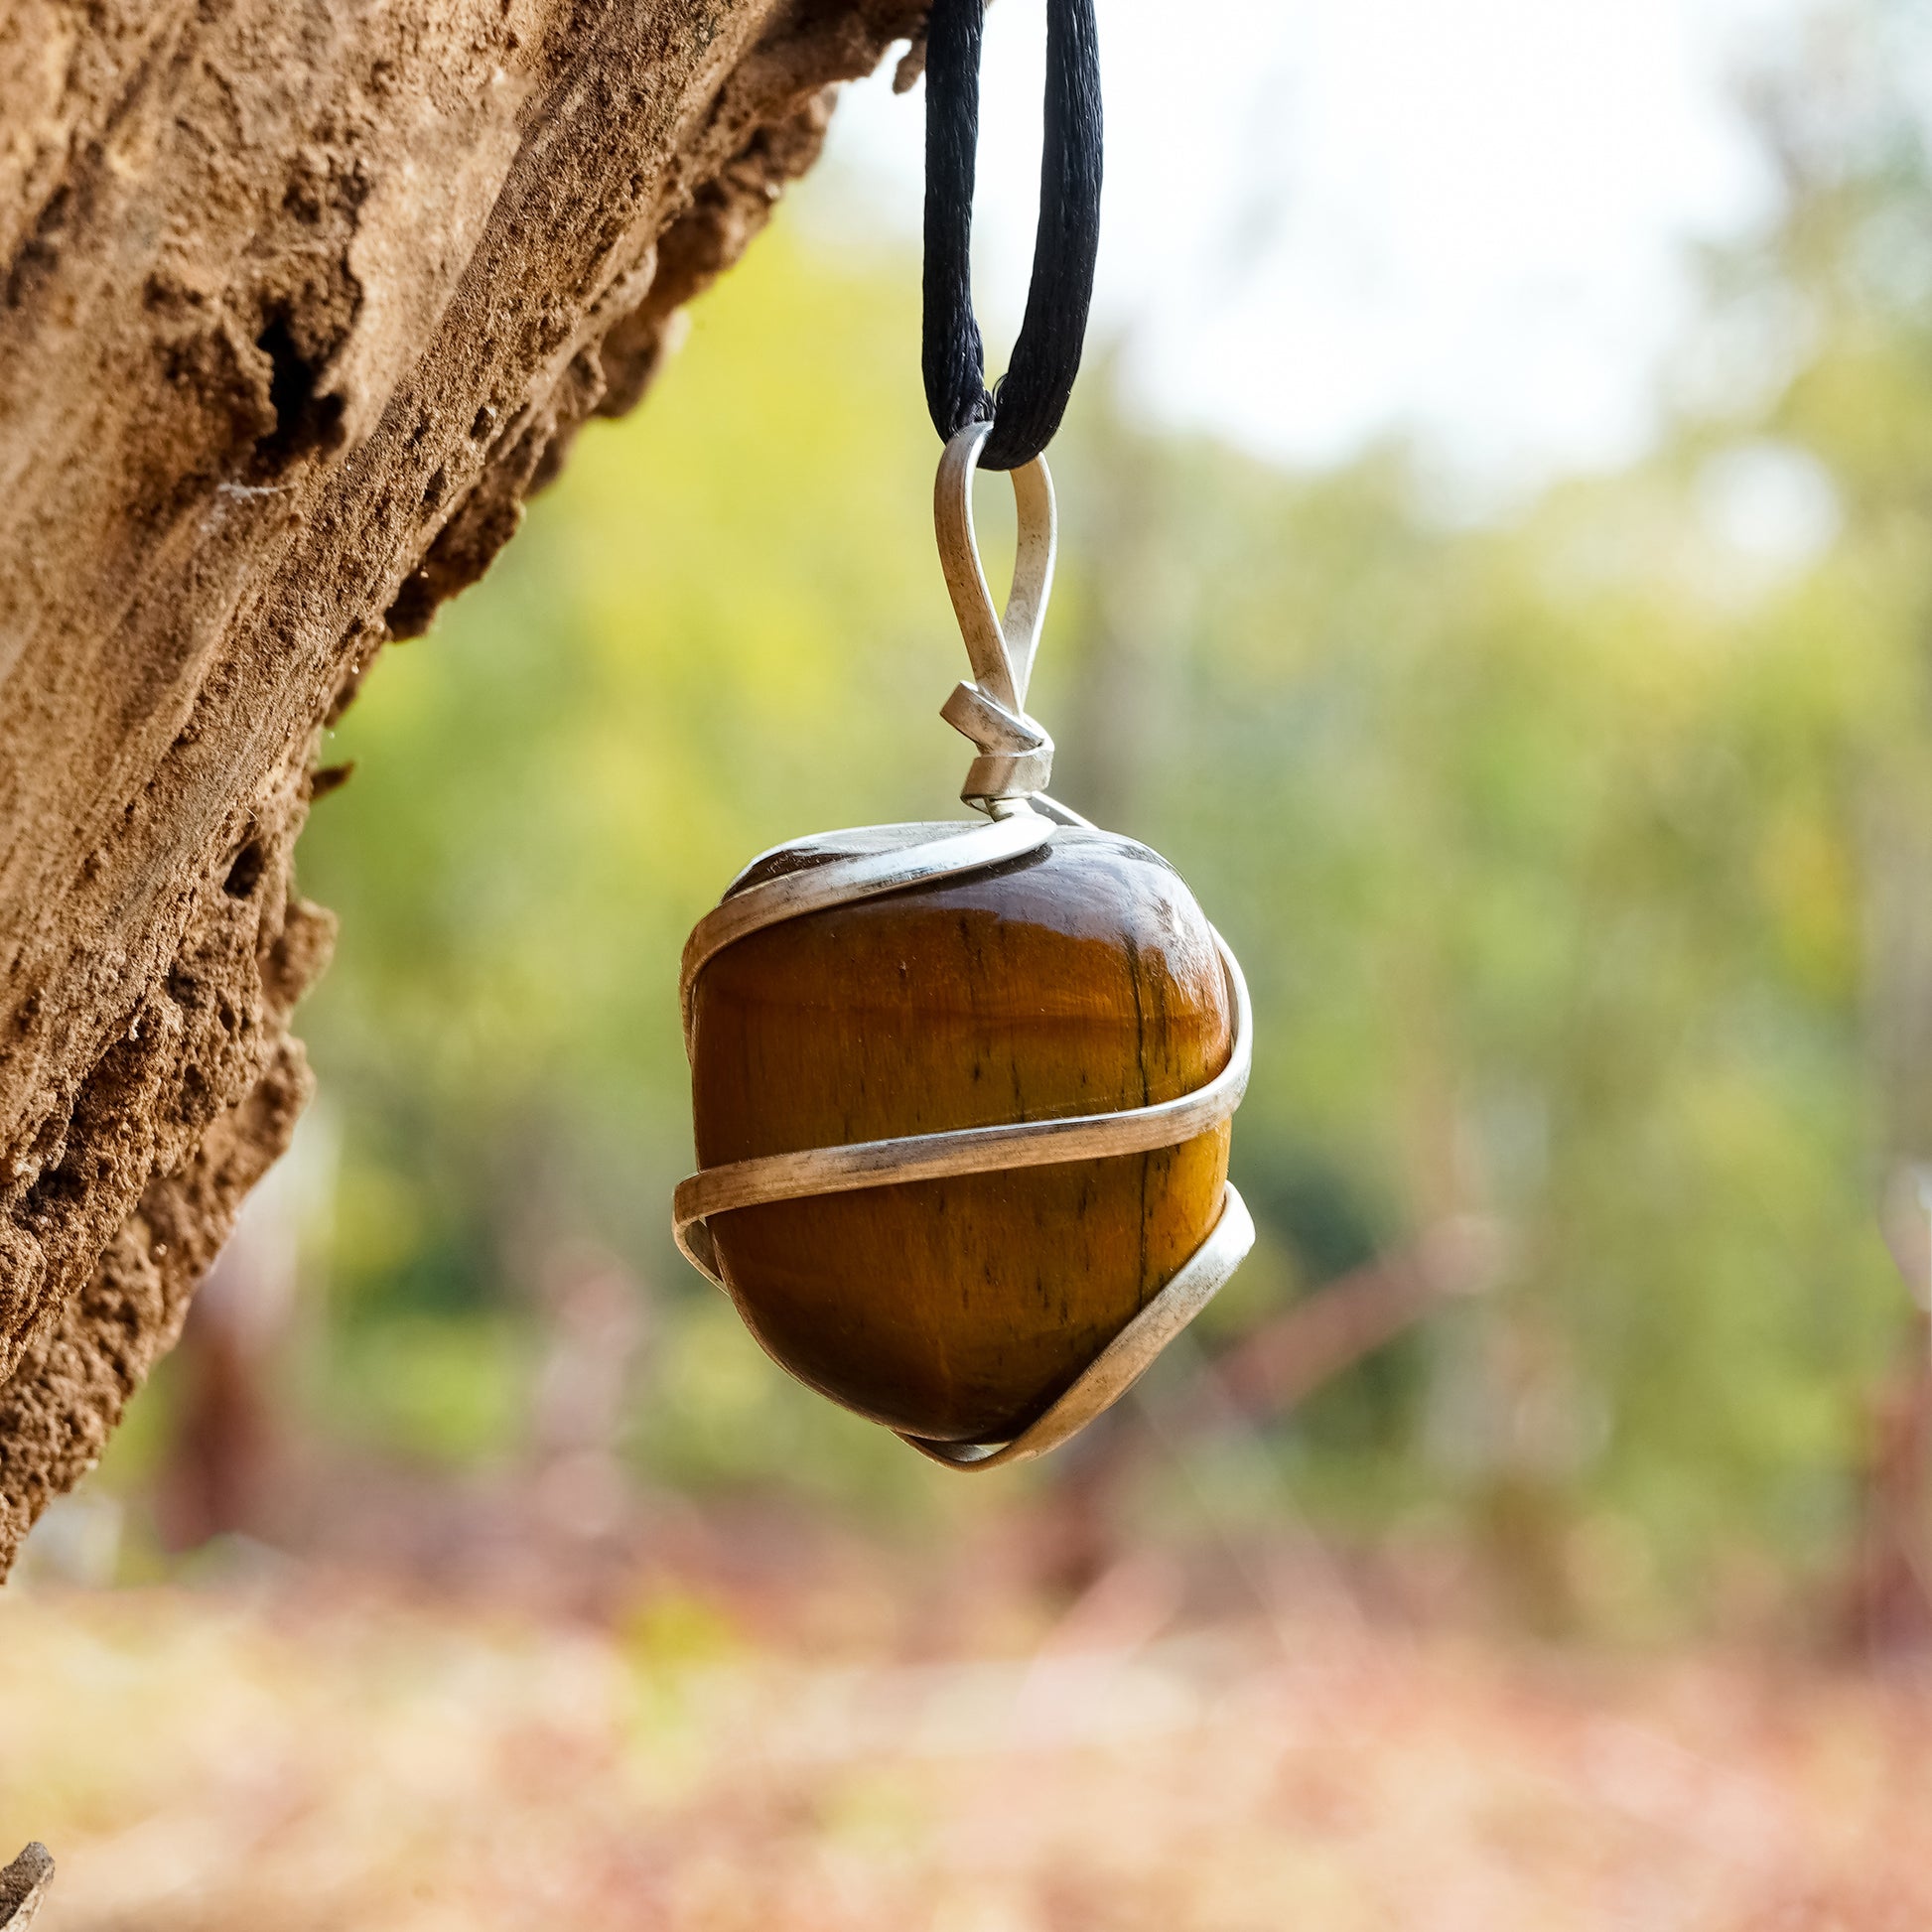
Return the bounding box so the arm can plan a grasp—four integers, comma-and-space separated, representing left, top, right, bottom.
934, 420, 1058, 811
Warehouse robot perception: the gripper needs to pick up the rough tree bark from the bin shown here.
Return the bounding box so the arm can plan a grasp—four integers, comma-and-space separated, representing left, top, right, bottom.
0, 0, 923, 1574
0, 1845, 54, 1931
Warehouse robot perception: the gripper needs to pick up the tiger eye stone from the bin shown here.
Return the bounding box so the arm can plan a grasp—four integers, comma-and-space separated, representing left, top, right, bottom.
689, 824, 1233, 1446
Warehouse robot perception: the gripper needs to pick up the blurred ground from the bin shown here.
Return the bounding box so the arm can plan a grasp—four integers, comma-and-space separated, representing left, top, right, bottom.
5, 1556, 1930, 1932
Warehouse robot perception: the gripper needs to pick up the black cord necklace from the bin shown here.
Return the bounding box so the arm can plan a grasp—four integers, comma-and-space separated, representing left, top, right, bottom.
669, 0, 1253, 1470
922, 0, 1103, 471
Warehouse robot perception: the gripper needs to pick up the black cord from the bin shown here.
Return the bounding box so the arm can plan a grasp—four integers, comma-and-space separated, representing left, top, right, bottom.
922, 0, 1102, 471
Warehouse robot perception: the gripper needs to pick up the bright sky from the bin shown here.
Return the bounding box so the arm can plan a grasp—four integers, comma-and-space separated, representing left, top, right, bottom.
821, 0, 1808, 496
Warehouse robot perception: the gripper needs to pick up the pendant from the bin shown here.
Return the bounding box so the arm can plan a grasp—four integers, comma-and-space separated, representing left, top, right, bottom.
673, 422, 1253, 1469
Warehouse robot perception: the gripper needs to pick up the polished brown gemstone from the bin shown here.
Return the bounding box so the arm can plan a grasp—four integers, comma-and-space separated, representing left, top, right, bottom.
688, 824, 1233, 1445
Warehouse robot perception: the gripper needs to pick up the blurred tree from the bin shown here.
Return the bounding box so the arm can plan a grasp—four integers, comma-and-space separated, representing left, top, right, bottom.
280, 12, 1932, 1627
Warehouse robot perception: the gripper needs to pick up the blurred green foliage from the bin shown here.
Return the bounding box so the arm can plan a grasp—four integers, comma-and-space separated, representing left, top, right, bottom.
286, 18, 1932, 1605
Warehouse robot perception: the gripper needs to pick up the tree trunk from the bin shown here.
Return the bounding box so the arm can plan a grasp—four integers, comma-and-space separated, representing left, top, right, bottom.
0, 1844, 54, 1929
0, 0, 920, 1574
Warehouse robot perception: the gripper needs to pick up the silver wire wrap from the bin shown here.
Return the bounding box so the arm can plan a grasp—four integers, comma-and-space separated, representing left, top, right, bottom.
673, 422, 1255, 1469
934, 420, 1058, 809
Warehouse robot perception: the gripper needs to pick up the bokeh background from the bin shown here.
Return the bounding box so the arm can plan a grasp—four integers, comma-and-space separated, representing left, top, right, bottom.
11, 1, 1932, 1924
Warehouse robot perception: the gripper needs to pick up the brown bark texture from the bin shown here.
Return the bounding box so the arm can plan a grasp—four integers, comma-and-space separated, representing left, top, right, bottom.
0, 0, 922, 1575
0, 1844, 53, 1929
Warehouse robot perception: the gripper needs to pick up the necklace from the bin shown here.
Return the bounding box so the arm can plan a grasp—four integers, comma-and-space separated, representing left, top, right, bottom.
673, 0, 1253, 1467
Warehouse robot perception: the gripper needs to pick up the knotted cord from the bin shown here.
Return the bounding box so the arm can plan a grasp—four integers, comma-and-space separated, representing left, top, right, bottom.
922, 0, 1102, 470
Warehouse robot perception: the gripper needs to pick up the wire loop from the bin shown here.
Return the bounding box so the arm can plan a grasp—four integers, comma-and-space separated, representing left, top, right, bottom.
935, 421, 1060, 810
